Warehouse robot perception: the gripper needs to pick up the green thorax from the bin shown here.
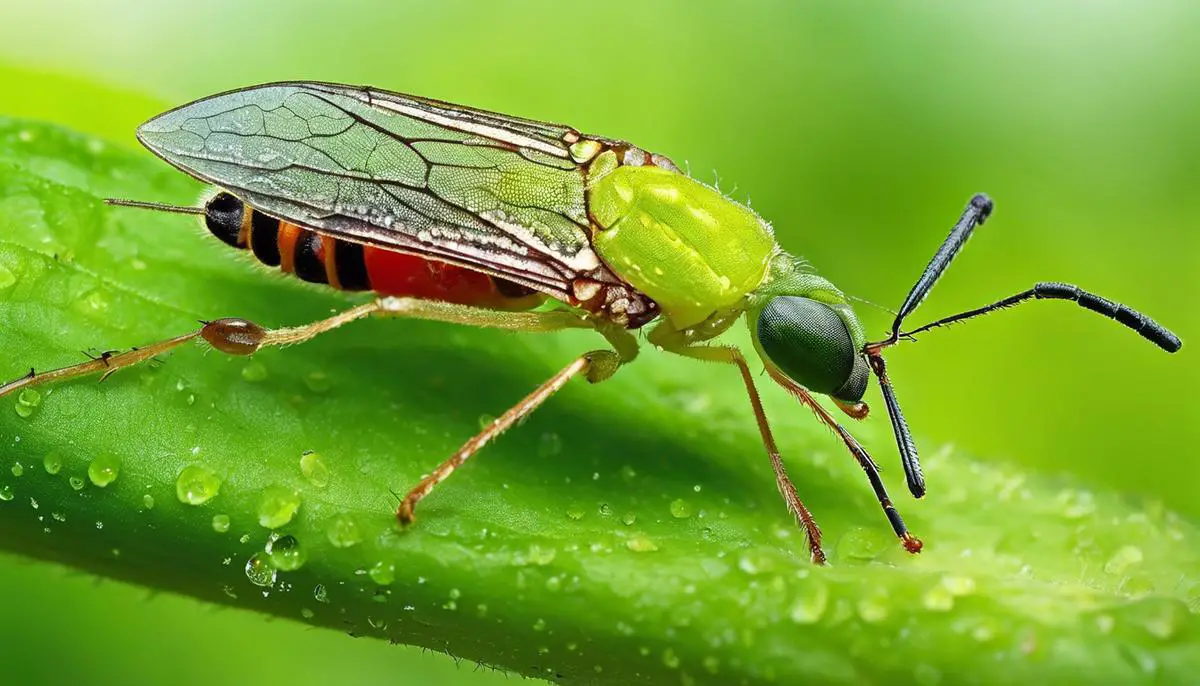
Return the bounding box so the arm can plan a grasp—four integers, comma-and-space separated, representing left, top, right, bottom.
586, 152, 776, 329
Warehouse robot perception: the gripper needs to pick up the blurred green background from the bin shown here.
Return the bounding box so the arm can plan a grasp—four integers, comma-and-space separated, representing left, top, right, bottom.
0, 1, 1195, 684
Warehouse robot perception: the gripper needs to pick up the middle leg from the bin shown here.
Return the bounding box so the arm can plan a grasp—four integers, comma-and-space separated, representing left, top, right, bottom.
665, 343, 828, 565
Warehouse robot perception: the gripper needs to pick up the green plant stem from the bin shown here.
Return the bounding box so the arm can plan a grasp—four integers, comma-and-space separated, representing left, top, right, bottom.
0, 118, 1198, 685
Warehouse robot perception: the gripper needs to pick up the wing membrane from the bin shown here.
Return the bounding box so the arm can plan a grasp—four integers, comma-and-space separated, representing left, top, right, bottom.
136, 81, 603, 298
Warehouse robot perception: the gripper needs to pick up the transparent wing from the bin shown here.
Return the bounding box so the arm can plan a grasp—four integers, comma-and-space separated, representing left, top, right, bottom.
136, 81, 604, 298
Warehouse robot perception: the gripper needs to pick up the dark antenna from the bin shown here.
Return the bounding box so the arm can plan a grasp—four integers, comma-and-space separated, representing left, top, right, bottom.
862, 194, 992, 498
104, 198, 205, 215
885, 193, 994, 345
866, 193, 1182, 500
900, 282, 1181, 352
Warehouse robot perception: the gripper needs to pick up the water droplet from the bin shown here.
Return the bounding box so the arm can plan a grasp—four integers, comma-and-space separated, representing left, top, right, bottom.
0, 485, 12, 502
789, 581, 829, 624
368, 561, 395, 585
662, 648, 680, 669
566, 505, 585, 521
14, 388, 41, 419
527, 544, 557, 566
326, 513, 363, 547
0, 263, 16, 290
545, 576, 562, 592
87, 454, 120, 487
142, 494, 155, 510
537, 432, 562, 458
856, 588, 890, 623
621, 512, 637, 526
11, 462, 24, 477
69, 476, 85, 491
303, 370, 331, 393
176, 464, 222, 505
1104, 545, 1144, 575
835, 527, 889, 562
42, 452, 62, 475
669, 499, 692, 519
212, 514, 231, 533
298, 451, 330, 488
598, 502, 613, 516
313, 584, 329, 603
266, 534, 306, 571
477, 413, 496, 430
1058, 488, 1096, 519
941, 575, 977, 596
300, 607, 314, 619
257, 485, 301, 528
238, 534, 250, 544
922, 584, 955, 612
241, 361, 268, 382
532, 618, 547, 632
738, 548, 779, 575
626, 535, 658, 552
244, 552, 277, 587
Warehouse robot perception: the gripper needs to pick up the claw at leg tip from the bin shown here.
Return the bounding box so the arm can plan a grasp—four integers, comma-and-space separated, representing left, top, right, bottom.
902, 533, 924, 554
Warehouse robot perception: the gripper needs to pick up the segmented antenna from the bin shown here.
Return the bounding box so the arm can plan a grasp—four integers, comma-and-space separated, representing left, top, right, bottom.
901, 281, 1181, 352
104, 198, 205, 215
866, 193, 1182, 503
887, 193, 993, 343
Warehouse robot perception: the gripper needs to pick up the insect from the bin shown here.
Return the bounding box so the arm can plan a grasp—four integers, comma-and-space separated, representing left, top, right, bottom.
1, 82, 1181, 564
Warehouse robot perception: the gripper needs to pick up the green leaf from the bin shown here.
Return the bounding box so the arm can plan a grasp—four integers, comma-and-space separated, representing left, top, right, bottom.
0, 117, 1198, 685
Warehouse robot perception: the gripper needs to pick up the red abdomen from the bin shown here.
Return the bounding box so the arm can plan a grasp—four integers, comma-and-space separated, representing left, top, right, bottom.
212, 194, 543, 310
361, 246, 537, 307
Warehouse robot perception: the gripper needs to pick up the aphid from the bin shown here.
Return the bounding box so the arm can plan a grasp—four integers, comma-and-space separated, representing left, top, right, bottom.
2, 82, 1181, 563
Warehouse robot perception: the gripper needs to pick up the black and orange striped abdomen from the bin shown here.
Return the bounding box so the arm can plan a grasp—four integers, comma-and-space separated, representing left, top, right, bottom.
204, 192, 544, 309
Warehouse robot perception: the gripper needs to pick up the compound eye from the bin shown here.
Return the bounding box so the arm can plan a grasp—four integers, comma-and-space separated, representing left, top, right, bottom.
204, 192, 244, 247
757, 296, 867, 401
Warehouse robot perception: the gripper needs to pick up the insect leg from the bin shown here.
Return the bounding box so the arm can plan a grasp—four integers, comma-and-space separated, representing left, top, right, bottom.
659, 342, 827, 565
0, 333, 200, 399
395, 348, 621, 526
0, 302, 384, 399
767, 368, 923, 555
0, 298, 601, 399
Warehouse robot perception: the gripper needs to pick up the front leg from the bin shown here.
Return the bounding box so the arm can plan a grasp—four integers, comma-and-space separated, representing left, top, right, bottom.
652, 322, 827, 564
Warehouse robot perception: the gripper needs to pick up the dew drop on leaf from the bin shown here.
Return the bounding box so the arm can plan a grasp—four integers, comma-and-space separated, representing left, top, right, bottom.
1103, 545, 1144, 575
257, 485, 301, 529
14, 388, 40, 419
625, 535, 658, 553
299, 451, 330, 488
42, 452, 62, 475
244, 552, 277, 588
87, 453, 120, 487
368, 561, 395, 585
176, 464, 222, 505
266, 533, 306, 571
240, 361, 268, 382
789, 581, 829, 624
669, 498, 692, 519
326, 513, 363, 548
